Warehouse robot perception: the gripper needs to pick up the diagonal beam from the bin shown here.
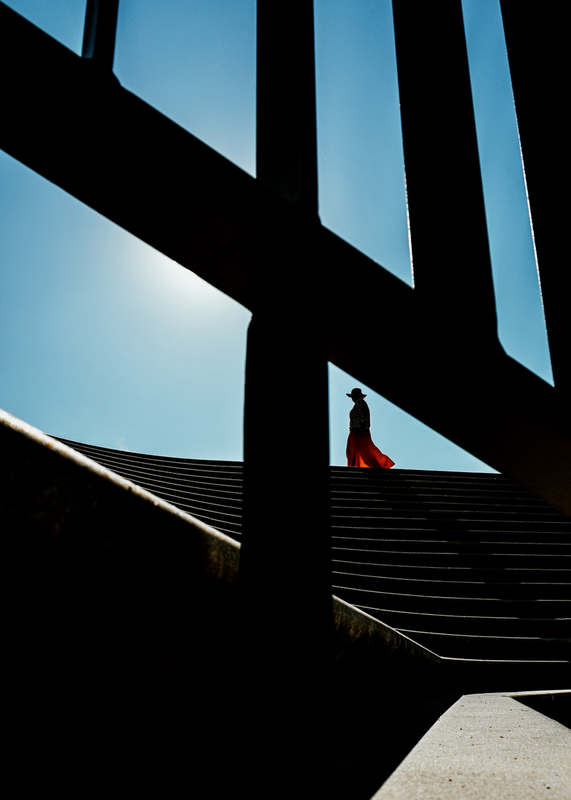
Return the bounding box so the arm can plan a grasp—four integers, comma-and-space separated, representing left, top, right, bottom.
392, 0, 498, 348
499, 0, 569, 400
0, 4, 258, 307
1, 4, 569, 514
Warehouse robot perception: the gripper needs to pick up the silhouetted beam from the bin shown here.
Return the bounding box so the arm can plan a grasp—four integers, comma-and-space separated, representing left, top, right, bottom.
1, 4, 569, 514
392, 0, 498, 350
82, 0, 119, 69
241, 4, 331, 795
256, 0, 319, 216
499, 0, 568, 401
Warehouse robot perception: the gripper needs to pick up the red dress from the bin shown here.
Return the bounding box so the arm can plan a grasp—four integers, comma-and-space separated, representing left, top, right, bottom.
346, 399, 395, 469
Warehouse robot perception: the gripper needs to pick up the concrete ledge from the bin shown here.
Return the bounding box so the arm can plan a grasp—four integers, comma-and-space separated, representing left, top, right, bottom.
371, 690, 571, 799
1, 407, 240, 554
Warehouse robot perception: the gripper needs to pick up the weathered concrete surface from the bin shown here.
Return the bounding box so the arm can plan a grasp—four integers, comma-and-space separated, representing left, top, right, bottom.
372, 691, 571, 799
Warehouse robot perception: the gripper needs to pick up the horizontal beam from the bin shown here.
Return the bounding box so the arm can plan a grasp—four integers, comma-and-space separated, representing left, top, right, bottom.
1, 4, 569, 514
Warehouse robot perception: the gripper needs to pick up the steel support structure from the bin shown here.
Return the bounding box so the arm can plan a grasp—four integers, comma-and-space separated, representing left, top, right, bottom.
1, 0, 569, 511
1, 1, 568, 511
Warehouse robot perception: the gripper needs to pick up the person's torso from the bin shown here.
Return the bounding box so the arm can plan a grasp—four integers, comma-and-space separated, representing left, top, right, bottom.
349, 399, 370, 430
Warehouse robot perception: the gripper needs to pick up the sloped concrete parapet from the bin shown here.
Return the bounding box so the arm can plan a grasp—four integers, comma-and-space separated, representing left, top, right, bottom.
1, 407, 241, 578
2, 409, 244, 793
332, 594, 449, 703
371, 690, 571, 799
333, 596, 442, 668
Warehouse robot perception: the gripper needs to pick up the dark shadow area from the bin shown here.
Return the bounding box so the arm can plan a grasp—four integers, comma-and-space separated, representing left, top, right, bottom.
515, 693, 571, 729
333, 691, 460, 800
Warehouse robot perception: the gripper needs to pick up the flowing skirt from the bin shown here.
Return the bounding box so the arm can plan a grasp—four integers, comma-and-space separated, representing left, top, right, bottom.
346, 430, 395, 469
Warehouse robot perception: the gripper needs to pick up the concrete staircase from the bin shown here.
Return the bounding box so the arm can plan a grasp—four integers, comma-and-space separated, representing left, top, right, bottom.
330, 467, 570, 663
56, 438, 571, 664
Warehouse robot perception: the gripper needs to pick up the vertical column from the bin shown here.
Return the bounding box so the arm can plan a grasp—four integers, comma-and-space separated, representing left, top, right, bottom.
256, 0, 319, 216
239, 1, 331, 797
82, 0, 119, 70
499, 1, 569, 402
392, 0, 498, 355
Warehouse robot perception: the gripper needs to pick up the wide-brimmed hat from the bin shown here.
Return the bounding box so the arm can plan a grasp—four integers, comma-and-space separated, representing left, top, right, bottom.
347, 387, 366, 398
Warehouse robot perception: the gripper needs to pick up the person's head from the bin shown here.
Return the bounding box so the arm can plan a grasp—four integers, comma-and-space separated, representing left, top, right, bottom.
347, 388, 366, 401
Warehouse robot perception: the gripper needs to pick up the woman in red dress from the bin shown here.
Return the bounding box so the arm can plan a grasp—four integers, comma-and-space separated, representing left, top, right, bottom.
346, 388, 395, 469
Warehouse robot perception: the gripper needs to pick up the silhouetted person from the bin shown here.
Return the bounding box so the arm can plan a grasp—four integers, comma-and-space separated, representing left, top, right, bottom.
346, 388, 395, 469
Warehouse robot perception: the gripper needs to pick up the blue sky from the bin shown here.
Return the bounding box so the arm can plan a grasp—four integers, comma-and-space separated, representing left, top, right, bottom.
0, 0, 552, 470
